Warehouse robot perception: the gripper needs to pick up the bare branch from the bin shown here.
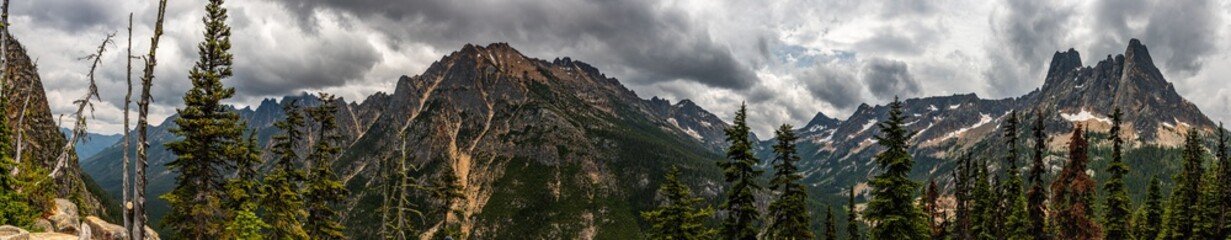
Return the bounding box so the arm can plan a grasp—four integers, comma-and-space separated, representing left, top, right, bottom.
50, 33, 114, 178
10, 94, 27, 176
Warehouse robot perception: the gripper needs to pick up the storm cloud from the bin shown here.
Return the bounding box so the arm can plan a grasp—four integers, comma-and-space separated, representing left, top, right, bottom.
14, 0, 1231, 137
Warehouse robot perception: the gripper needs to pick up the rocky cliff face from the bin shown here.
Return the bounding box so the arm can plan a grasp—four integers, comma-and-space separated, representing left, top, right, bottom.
2, 32, 114, 220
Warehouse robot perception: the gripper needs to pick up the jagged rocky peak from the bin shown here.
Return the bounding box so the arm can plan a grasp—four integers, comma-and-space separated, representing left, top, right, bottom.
802, 112, 840, 132
1045, 48, 1083, 86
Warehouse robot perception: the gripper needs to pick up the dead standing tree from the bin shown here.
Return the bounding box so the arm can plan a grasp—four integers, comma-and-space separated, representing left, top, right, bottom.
50, 33, 115, 178
135, 0, 169, 239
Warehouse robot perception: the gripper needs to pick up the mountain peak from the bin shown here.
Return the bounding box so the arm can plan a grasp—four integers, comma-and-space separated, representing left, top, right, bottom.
804, 112, 840, 130
1046, 48, 1083, 81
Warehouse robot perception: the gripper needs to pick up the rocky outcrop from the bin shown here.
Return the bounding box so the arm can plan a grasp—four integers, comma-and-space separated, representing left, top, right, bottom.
1, 199, 158, 240
0, 226, 29, 240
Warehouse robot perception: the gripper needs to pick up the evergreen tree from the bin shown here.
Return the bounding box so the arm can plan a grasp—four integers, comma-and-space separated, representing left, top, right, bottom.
1215, 124, 1231, 239
1103, 108, 1131, 240
1162, 129, 1205, 240
382, 140, 422, 240
952, 154, 974, 240
1134, 176, 1164, 240
225, 208, 269, 240
640, 165, 718, 240
260, 102, 309, 240
1025, 110, 1049, 239
766, 124, 814, 240
924, 179, 947, 240
1196, 165, 1221, 238
826, 207, 838, 240
1000, 111, 1030, 240
864, 97, 929, 240
717, 103, 762, 240
303, 94, 349, 239
161, 0, 244, 237
971, 160, 995, 240
1049, 124, 1101, 240
224, 133, 263, 211
848, 187, 862, 240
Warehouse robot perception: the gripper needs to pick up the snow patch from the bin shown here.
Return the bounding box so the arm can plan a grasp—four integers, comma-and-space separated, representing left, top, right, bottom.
949, 104, 961, 110
667, 118, 703, 140
859, 119, 877, 133
937, 113, 992, 141
1061, 109, 1110, 123
928, 105, 938, 111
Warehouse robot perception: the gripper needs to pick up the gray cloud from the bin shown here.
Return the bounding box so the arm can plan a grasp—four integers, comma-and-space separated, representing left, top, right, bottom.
1142, 0, 1221, 75
984, 0, 1075, 97
862, 58, 920, 100
803, 62, 864, 109
267, 0, 759, 90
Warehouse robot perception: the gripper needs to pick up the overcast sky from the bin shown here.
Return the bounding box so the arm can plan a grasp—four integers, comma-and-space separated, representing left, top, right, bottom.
15, 0, 1231, 136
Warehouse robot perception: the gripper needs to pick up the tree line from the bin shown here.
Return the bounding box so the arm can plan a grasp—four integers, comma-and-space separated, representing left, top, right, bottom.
644, 98, 1231, 240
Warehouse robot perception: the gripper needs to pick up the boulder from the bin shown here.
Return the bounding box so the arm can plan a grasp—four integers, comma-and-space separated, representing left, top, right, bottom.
31, 220, 51, 233
80, 217, 122, 240
46, 199, 79, 235
0, 225, 30, 240
27, 233, 74, 240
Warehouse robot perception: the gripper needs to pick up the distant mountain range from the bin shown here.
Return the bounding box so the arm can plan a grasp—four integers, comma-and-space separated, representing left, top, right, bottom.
80, 39, 1216, 238
59, 128, 122, 160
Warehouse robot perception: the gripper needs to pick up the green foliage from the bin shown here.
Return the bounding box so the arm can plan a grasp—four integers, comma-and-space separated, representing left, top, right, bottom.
0, 94, 36, 228
225, 133, 264, 210
1050, 124, 1102, 240
1214, 124, 1231, 239
224, 207, 269, 240
971, 160, 995, 240
1134, 176, 1164, 240
826, 207, 838, 240
864, 97, 929, 240
303, 94, 348, 240
999, 111, 1031, 240
640, 165, 718, 240
1103, 108, 1132, 240
1162, 129, 1205, 240
766, 124, 814, 240
848, 188, 862, 240
161, 0, 244, 237
1025, 111, 1048, 238
717, 103, 762, 240
260, 102, 309, 240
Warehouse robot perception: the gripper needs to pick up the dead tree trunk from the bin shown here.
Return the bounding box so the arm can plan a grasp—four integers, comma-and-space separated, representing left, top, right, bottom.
135, 1, 169, 239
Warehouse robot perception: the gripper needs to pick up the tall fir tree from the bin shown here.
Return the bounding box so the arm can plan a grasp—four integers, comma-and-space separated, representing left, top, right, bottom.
952, 153, 974, 240
848, 187, 862, 240
1134, 176, 1164, 240
161, 0, 245, 237
825, 207, 838, 240
1196, 164, 1221, 238
766, 124, 814, 240
221, 133, 267, 240
1025, 110, 1049, 239
1049, 124, 1101, 240
304, 94, 349, 239
971, 160, 995, 240
1214, 123, 1231, 239
1103, 108, 1131, 240
1000, 111, 1030, 240
864, 97, 930, 240
1162, 129, 1205, 240
718, 103, 762, 240
260, 102, 309, 240
640, 165, 718, 240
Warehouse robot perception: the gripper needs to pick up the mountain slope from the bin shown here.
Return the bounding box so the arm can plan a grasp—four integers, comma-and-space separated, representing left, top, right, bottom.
59, 128, 122, 160
333, 43, 730, 239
